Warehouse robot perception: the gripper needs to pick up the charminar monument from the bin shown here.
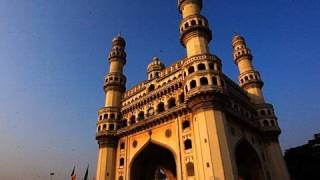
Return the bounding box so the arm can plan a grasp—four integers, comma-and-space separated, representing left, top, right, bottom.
94, 0, 290, 179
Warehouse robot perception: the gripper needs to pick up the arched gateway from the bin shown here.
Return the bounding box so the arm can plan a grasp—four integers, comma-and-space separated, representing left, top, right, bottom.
130, 143, 177, 180
235, 140, 265, 180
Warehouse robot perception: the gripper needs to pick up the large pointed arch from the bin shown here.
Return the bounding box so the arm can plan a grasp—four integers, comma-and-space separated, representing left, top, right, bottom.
129, 141, 177, 180
235, 139, 265, 180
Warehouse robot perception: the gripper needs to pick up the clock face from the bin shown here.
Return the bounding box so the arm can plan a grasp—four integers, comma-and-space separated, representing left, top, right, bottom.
147, 108, 154, 116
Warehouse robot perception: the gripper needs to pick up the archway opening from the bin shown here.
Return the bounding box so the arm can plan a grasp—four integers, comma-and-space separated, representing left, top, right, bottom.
130, 143, 177, 180
235, 140, 265, 180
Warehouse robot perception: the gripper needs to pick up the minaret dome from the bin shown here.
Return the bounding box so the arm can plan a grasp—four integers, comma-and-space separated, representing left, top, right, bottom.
147, 57, 165, 80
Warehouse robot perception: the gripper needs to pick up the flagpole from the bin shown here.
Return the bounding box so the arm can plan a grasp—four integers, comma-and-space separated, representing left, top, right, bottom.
84, 164, 89, 180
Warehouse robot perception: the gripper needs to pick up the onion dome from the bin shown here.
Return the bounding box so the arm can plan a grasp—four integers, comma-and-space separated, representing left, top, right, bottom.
147, 57, 165, 80
232, 34, 246, 47
112, 36, 126, 47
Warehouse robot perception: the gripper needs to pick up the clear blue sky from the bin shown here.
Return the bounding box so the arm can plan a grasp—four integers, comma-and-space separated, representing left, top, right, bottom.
0, 0, 319, 179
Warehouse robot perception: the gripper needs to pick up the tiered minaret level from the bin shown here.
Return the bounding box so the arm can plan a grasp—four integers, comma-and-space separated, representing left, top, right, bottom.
179, 0, 235, 179
232, 34, 290, 179
232, 35, 264, 104
96, 36, 127, 180
232, 34, 281, 139
179, 0, 225, 110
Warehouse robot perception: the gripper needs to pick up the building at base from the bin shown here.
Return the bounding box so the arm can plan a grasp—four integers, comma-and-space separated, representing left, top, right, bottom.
284, 133, 320, 180
95, 0, 290, 179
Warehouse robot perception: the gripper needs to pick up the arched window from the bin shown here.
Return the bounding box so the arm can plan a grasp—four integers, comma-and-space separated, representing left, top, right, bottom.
130, 116, 136, 125
245, 76, 249, 81
271, 120, 275, 126
209, 63, 214, 70
103, 114, 108, 119
184, 139, 192, 150
120, 142, 125, 150
138, 111, 145, 120
182, 120, 190, 130
185, 22, 189, 28
197, 63, 206, 70
185, 86, 188, 92
267, 110, 272, 115
98, 126, 101, 131
99, 115, 102, 120
148, 84, 155, 92
191, 20, 196, 25
198, 20, 203, 25
190, 80, 197, 89
186, 162, 195, 176
121, 119, 127, 127
157, 102, 165, 113
109, 124, 115, 130
249, 75, 253, 79
212, 76, 218, 85
200, 77, 208, 85
110, 113, 115, 119
188, 66, 195, 74
119, 158, 124, 166
150, 74, 153, 79
263, 120, 269, 127
103, 124, 107, 130
261, 110, 266, 116
155, 72, 159, 77
167, 98, 176, 108
179, 93, 185, 103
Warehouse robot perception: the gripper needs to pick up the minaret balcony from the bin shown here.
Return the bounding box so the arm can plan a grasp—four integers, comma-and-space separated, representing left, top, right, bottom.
104, 73, 126, 87
255, 103, 281, 138
108, 49, 127, 63
182, 54, 221, 68
185, 85, 225, 110
96, 121, 118, 134
97, 107, 121, 122
186, 85, 223, 102
255, 103, 276, 118
95, 131, 118, 146
238, 70, 264, 88
179, 14, 212, 46
233, 48, 252, 61
259, 122, 282, 140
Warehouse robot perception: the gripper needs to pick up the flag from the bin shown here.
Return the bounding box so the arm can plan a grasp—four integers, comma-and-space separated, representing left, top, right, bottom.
83, 164, 89, 180
71, 166, 76, 180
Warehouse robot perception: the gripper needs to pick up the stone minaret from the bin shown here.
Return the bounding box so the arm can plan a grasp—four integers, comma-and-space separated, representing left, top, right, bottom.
179, 0, 235, 179
95, 36, 127, 180
232, 34, 264, 104
178, 0, 212, 57
232, 34, 290, 180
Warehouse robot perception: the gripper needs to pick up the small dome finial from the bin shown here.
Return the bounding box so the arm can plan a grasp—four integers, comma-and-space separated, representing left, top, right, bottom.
112, 34, 126, 47
232, 33, 245, 46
